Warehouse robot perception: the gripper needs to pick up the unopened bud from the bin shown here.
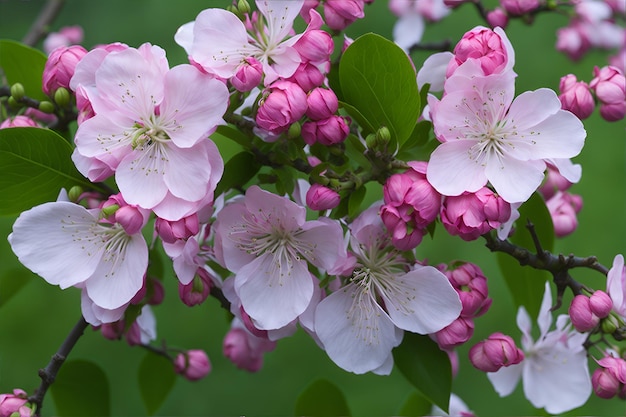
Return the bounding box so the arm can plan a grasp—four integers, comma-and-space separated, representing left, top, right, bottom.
68, 185, 83, 202
602, 314, 620, 334
174, 350, 211, 381
38, 101, 55, 113
237, 0, 251, 14
7, 96, 20, 108
10, 83, 25, 101
375, 126, 391, 145
100, 203, 119, 218
365, 133, 377, 149
54, 87, 71, 108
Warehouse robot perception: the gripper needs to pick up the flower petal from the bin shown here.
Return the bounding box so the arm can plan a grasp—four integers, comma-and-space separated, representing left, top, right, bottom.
393, 13, 425, 53
116, 145, 169, 209
485, 155, 546, 203
427, 140, 488, 196
487, 362, 523, 396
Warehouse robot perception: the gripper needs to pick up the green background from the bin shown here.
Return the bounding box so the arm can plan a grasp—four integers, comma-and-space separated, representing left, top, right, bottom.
0, 0, 624, 415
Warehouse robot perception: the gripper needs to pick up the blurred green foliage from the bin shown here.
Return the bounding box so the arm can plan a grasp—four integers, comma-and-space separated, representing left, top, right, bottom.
0, 0, 624, 415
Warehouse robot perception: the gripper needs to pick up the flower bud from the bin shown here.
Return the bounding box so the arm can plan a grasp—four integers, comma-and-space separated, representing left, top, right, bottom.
179, 268, 213, 306
231, 57, 263, 92
589, 290, 613, 318
294, 29, 334, 64
546, 191, 582, 238
434, 317, 474, 350
500, 0, 540, 15
486, 8, 509, 29
287, 62, 325, 92
174, 350, 211, 381
223, 325, 276, 372
323, 0, 365, 31
444, 262, 492, 318
590, 65, 626, 122
592, 355, 626, 399
256, 81, 307, 134
155, 214, 200, 244
301, 115, 350, 146
53, 87, 71, 108
448, 26, 509, 76
100, 320, 125, 340
306, 183, 340, 211
469, 332, 524, 372
115, 205, 146, 235
10, 83, 25, 101
306, 87, 339, 120
0, 116, 39, 129
42, 45, 88, 95
558, 74, 595, 119
38, 101, 55, 113
569, 294, 600, 332
0, 389, 29, 417
538, 165, 573, 200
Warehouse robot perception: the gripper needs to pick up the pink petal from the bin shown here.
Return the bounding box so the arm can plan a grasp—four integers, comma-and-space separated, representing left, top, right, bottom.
116, 146, 169, 209
427, 140, 488, 196
484, 155, 545, 203
487, 362, 523, 396
162, 142, 212, 202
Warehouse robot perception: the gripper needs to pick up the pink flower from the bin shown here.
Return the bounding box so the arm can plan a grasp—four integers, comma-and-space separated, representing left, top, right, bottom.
305, 183, 340, 210
301, 115, 350, 145
314, 203, 461, 374
558, 74, 595, 119
174, 350, 211, 381
256, 80, 308, 134
0, 389, 30, 417
469, 332, 524, 372
589, 65, 626, 122
213, 186, 346, 330
607, 254, 626, 319
175, 1, 309, 86
556, 24, 590, 61
9, 201, 149, 310
223, 318, 276, 372
42, 45, 88, 95
70, 44, 228, 220
323, 0, 365, 31
389, 0, 450, 51
427, 64, 586, 204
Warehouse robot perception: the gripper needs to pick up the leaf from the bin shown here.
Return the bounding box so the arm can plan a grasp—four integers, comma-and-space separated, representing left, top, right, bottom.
214, 151, 261, 196
138, 352, 176, 415
497, 192, 554, 318
0, 267, 33, 309
397, 391, 432, 417
348, 185, 367, 219
339, 100, 375, 137
0, 39, 48, 101
0, 127, 95, 216
294, 379, 351, 417
396, 121, 434, 161
393, 333, 451, 413
339, 34, 420, 148
51, 359, 111, 416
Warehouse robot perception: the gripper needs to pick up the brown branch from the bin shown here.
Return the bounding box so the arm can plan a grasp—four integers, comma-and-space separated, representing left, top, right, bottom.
22, 0, 66, 47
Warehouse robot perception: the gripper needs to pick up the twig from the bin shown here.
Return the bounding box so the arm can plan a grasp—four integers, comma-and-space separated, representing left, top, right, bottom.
29, 316, 88, 416
22, 0, 66, 47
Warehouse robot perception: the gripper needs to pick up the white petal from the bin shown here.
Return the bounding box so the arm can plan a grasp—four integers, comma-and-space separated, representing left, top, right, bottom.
382, 266, 461, 334
116, 146, 169, 209
536, 281, 553, 339
516, 306, 533, 351
314, 284, 401, 374
136, 305, 157, 344
371, 351, 396, 376
393, 14, 425, 53
417, 52, 453, 92
9, 202, 104, 288
427, 140, 488, 196
297, 217, 346, 272
257, 0, 304, 43
235, 252, 313, 330
85, 233, 148, 309
162, 142, 212, 202
547, 158, 582, 184
80, 290, 126, 326
487, 362, 523, 397
485, 156, 545, 203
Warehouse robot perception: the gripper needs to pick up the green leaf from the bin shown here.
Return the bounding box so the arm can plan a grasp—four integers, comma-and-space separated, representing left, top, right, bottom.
348, 185, 366, 219
51, 359, 111, 416
397, 121, 434, 161
294, 379, 351, 417
0, 267, 33, 309
393, 333, 451, 413
398, 391, 432, 417
214, 151, 261, 196
344, 134, 371, 170
339, 33, 420, 148
497, 192, 554, 318
0, 127, 95, 216
339, 101, 376, 137
138, 352, 176, 415
0, 39, 48, 101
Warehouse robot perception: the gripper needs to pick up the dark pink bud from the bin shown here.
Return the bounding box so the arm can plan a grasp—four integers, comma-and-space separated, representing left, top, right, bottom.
558, 74, 595, 119
231, 57, 263, 92
301, 115, 350, 146
569, 294, 600, 332
256, 81, 307, 134
100, 320, 125, 340
486, 8, 509, 29
434, 317, 474, 350
178, 268, 212, 307
323, 0, 365, 31
539, 165, 573, 200
306, 183, 340, 210
500, 0, 540, 15
0, 389, 29, 417
469, 332, 524, 372
448, 27, 509, 76
287, 62, 325, 92
223, 326, 276, 372
115, 205, 145, 235
174, 350, 211, 381
306, 87, 339, 120
589, 290, 613, 318
546, 191, 582, 238
444, 262, 492, 318
295, 29, 334, 64
0, 116, 39, 129
42, 45, 88, 95
592, 366, 622, 399
156, 214, 200, 243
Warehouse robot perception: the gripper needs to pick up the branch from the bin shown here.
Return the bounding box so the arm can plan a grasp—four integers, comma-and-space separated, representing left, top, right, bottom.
29, 316, 88, 417
22, 0, 66, 47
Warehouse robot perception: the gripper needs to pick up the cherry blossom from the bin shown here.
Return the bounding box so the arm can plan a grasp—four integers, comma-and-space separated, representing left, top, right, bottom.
487, 282, 591, 414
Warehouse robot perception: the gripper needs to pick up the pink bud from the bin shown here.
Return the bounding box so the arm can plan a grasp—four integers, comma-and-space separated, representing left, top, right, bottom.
301, 115, 350, 146
115, 205, 145, 235
589, 66, 625, 119
546, 191, 582, 238
287, 62, 325, 92
100, 320, 125, 340
155, 214, 200, 244
469, 332, 524, 372
448, 27, 509, 76
569, 294, 600, 332
306, 87, 339, 120
500, 0, 540, 15
486, 8, 509, 29
592, 366, 622, 399
558, 74, 595, 119
444, 262, 492, 318
42, 45, 88, 95
0, 389, 29, 417
434, 317, 474, 350
174, 350, 211, 381
556, 24, 590, 61
256, 81, 307, 134
223, 326, 276, 372
295, 29, 334, 64
539, 165, 573, 200
443, 0, 473, 9
0, 116, 39, 129
178, 268, 213, 307
323, 0, 365, 31
43, 25, 84, 54
589, 290, 613, 318
231, 57, 263, 92
306, 183, 340, 210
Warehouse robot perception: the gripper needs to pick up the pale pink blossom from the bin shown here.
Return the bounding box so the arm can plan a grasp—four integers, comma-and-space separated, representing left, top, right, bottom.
43, 25, 84, 54
487, 282, 591, 414
427, 63, 586, 204
607, 254, 626, 319
213, 186, 346, 330
175, 1, 310, 86
390, 0, 450, 52
9, 201, 149, 310
556, 24, 591, 61
314, 203, 461, 374
70, 44, 228, 220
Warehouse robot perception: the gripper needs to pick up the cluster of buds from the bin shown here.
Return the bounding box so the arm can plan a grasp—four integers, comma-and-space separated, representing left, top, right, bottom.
569, 290, 614, 332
